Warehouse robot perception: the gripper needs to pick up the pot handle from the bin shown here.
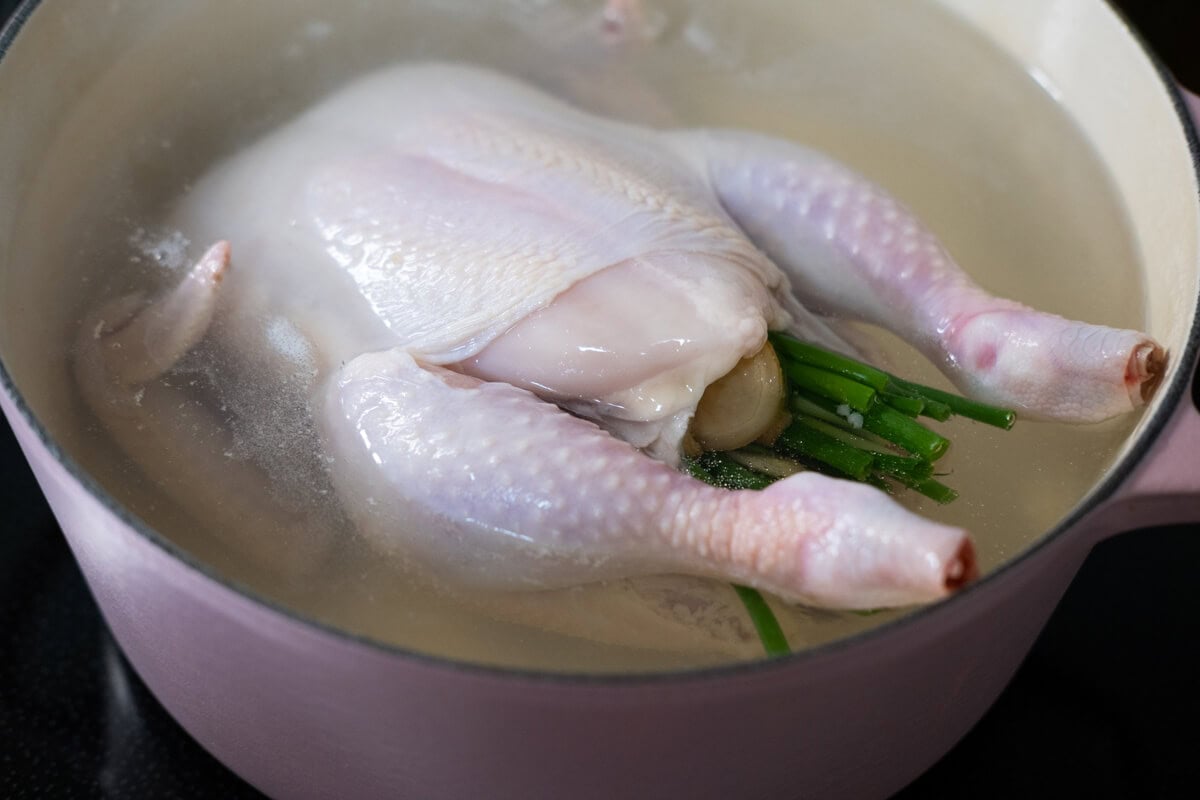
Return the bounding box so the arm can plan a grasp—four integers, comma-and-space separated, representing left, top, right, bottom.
1103, 87, 1200, 529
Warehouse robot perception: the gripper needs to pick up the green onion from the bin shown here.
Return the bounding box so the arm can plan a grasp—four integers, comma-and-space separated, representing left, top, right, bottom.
685, 456, 714, 483
872, 453, 934, 481
888, 377, 1016, 429
913, 478, 959, 504
881, 392, 925, 417
862, 403, 950, 462
789, 392, 854, 427
781, 362, 876, 413
772, 329, 1011, 426
682, 333, 1016, 656
726, 446, 806, 479
918, 398, 953, 422
731, 585, 790, 656
789, 393, 896, 450
775, 421, 874, 481
884, 383, 953, 421
794, 416, 894, 455
769, 332, 890, 390
695, 451, 775, 490
865, 472, 894, 494
872, 466, 960, 505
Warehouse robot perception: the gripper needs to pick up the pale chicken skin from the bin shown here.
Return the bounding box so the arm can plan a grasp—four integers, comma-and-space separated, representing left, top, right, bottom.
75, 63, 1163, 609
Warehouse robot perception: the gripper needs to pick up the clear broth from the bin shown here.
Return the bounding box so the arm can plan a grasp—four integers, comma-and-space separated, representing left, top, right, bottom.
27, 0, 1145, 672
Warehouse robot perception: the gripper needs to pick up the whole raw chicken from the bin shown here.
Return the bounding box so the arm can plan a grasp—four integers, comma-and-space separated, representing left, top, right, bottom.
76, 63, 1163, 610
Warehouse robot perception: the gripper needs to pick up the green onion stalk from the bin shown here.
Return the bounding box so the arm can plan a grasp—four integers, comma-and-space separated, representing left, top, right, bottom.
685, 331, 1016, 656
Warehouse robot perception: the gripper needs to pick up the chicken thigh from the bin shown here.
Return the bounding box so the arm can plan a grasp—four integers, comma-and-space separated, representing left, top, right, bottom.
76, 63, 1163, 610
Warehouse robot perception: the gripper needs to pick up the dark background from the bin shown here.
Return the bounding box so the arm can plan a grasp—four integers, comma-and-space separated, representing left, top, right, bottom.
1, 1, 1198, 798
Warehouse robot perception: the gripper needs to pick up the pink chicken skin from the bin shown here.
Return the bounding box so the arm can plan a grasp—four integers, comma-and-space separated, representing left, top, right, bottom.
75, 64, 1162, 610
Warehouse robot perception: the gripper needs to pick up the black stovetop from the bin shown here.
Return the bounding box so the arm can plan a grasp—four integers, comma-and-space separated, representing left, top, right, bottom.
2, 1, 1199, 797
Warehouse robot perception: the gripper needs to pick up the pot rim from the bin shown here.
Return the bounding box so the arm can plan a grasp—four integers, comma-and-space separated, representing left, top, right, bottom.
1, 0, 1197, 687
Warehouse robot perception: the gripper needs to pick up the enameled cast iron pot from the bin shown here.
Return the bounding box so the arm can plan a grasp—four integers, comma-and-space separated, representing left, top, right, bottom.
1, 1, 1198, 797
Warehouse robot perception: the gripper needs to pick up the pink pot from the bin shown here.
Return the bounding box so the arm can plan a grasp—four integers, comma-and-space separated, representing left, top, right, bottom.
1, 2, 1197, 798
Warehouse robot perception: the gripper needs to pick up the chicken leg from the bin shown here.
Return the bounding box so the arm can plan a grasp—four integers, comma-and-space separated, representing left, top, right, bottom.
677, 129, 1165, 421
321, 348, 975, 609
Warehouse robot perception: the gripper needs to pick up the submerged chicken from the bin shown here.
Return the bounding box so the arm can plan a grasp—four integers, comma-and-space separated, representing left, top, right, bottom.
76, 63, 1163, 610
